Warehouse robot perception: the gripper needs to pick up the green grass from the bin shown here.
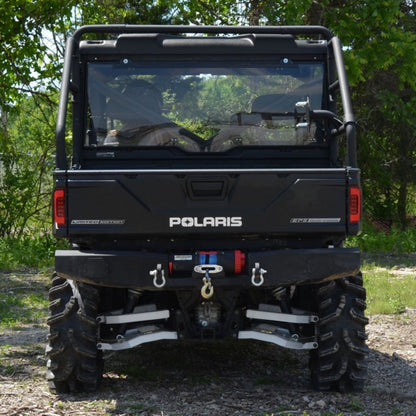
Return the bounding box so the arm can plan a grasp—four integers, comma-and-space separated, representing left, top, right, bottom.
346, 223, 416, 315
0, 271, 49, 328
0, 292, 48, 327
362, 258, 416, 314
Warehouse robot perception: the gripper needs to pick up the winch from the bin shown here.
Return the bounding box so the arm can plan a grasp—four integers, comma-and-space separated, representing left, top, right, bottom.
168, 250, 246, 276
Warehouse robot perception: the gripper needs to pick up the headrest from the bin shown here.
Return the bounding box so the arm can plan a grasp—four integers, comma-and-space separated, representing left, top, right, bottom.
251, 94, 299, 113
106, 80, 163, 121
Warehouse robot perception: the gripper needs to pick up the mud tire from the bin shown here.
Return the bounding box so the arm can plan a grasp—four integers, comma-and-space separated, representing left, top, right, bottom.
309, 273, 369, 392
46, 273, 103, 393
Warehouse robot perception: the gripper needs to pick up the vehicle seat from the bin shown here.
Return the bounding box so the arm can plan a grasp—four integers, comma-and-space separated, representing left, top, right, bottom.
106, 80, 164, 124
251, 93, 299, 114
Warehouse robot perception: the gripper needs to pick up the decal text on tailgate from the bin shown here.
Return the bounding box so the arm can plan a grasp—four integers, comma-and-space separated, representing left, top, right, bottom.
169, 217, 242, 228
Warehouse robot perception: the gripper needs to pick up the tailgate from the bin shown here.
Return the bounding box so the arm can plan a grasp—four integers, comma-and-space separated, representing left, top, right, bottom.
58, 168, 354, 237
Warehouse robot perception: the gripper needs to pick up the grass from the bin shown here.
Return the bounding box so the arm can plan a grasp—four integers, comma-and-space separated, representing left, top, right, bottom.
0, 270, 50, 328
346, 223, 416, 315
0, 343, 46, 379
362, 258, 416, 314
0, 292, 48, 327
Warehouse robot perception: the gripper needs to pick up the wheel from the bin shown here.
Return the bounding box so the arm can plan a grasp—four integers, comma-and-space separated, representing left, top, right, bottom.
309, 273, 368, 392
46, 273, 103, 393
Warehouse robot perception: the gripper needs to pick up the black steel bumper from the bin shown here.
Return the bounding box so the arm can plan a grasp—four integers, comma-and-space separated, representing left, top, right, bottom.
55, 247, 360, 289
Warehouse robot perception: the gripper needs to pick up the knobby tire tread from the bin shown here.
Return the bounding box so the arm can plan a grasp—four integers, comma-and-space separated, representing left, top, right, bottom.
309, 273, 369, 392
46, 274, 103, 393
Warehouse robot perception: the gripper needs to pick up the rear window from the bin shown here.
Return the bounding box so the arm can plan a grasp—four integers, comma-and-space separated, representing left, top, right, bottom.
86, 60, 324, 152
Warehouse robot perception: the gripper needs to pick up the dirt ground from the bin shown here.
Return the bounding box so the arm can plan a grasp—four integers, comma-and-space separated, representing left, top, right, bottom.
1, 308, 416, 416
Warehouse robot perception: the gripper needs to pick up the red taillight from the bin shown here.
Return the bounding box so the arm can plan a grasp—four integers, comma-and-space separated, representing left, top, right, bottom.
349, 186, 361, 223
54, 188, 66, 227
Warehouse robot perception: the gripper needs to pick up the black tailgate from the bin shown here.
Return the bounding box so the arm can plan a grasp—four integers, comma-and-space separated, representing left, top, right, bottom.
63, 168, 351, 237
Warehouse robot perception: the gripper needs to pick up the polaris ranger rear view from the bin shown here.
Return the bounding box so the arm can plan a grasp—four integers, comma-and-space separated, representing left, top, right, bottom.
48, 25, 368, 393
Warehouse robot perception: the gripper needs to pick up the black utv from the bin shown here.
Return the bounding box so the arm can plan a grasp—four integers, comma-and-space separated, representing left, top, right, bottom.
47, 25, 368, 394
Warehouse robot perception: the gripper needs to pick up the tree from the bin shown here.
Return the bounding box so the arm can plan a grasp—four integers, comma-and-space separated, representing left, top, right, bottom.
0, 1, 77, 237
325, 1, 416, 228
77, 0, 179, 25
0, 0, 75, 111
0, 94, 57, 237
0, 1, 78, 237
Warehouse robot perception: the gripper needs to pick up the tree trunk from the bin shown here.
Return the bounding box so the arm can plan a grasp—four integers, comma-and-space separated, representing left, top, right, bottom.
396, 131, 412, 230
305, 1, 324, 25
397, 178, 408, 230
249, 0, 261, 25
0, 107, 7, 137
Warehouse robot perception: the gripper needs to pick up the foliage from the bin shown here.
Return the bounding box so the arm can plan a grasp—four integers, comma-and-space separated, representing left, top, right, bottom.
0, 1, 74, 245
328, 1, 416, 228
0, 234, 58, 270
354, 70, 416, 228
347, 221, 416, 254
0, 0, 75, 110
0, 94, 57, 237
77, 0, 180, 25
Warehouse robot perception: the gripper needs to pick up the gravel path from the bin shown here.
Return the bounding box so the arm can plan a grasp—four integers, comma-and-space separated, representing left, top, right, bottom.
1, 309, 416, 415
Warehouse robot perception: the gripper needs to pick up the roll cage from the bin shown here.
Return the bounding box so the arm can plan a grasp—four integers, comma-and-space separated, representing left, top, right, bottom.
56, 25, 356, 170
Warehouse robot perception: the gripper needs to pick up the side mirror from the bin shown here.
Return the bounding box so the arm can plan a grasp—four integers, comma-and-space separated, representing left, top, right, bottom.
295, 97, 311, 132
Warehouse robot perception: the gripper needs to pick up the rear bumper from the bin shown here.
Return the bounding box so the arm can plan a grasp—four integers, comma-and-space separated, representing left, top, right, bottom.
55, 247, 360, 289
